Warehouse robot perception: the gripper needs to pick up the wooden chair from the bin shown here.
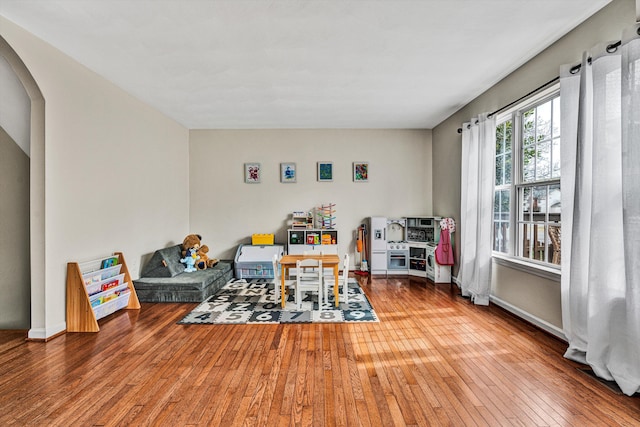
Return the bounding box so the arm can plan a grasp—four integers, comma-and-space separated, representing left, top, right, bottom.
323, 253, 350, 306
295, 258, 323, 310
548, 226, 561, 265
272, 254, 296, 305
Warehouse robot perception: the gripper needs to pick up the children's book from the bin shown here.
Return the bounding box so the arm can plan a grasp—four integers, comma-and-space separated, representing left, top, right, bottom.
101, 257, 119, 269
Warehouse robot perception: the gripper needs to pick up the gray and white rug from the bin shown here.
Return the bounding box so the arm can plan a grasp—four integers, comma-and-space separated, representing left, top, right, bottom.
177, 277, 378, 324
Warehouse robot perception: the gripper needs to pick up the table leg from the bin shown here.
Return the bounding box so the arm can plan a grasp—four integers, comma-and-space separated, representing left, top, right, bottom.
334, 264, 339, 307
281, 265, 287, 308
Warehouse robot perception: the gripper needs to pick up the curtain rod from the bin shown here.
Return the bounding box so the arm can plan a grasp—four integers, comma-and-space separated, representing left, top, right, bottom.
455, 31, 638, 135
456, 75, 559, 134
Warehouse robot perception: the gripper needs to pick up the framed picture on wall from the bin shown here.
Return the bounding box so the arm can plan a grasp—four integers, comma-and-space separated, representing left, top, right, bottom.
353, 162, 369, 182
280, 162, 296, 183
317, 161, 333, 182
244, 163, 261, 183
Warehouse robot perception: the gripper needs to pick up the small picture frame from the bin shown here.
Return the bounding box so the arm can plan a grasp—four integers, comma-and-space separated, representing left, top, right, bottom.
317, 161, 333, 182
353, 162, 369, 182
244, 163, 261, 183
280, 162, 297, 183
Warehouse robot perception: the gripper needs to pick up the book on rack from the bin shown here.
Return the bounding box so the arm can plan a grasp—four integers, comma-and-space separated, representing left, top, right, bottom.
101, 256, 119, 269
101, 278, 120, 292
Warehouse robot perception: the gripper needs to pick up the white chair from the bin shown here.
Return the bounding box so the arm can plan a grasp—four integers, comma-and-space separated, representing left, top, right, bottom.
295, 258, 323, 310
324, 253, 350, 306
272, 254, 295, 306
298, 251, 321, 278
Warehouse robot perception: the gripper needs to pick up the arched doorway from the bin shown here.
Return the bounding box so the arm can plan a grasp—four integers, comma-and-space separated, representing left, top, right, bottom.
0, 36, 46, 338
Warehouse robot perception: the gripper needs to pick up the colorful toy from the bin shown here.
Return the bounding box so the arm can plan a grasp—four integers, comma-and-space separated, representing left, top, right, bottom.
180, 247, 199, 272
182, 233, 218, 270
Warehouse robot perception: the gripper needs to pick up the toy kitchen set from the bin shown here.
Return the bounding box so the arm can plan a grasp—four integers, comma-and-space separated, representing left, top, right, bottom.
368, 216, 452, 283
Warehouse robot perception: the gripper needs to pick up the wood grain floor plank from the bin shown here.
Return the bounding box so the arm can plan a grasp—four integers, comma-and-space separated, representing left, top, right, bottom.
1, 276, 640, 426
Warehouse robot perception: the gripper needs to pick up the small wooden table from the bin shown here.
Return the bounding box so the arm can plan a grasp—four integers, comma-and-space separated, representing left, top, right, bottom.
279, 254, 341, 308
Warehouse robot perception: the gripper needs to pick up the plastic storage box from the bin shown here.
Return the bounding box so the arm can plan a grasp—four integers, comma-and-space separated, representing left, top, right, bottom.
234, 244, 284, 279
252, 234, 275, 245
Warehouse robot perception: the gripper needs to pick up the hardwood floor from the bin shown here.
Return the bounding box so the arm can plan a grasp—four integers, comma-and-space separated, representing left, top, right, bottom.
1, 276, 639, 426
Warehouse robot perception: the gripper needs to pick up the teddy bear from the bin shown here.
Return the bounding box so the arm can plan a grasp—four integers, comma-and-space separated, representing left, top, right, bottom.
182, 234, 218, 270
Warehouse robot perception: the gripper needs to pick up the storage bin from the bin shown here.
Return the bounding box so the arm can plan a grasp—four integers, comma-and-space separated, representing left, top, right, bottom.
85, 272, 125, 296
252, 234, 274, 245
234, 244, 284, 279
93, 292, 131, 321
82, 264, 122, 285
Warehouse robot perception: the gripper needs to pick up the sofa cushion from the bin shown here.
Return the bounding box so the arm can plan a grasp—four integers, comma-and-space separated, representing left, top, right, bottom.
140, 244, 185, 278
133, 260, 234, 303
135, 261, 232, 291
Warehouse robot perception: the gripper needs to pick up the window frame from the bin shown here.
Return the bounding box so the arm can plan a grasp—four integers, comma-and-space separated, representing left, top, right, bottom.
491, 84, 561, 282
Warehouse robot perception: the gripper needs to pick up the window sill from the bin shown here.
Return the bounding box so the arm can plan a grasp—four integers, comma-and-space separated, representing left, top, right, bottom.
492, 253, 561, 282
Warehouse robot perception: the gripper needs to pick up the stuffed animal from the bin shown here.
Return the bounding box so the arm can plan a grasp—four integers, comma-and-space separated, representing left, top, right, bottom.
181, 233, 218, 270
180, 247, 199, 272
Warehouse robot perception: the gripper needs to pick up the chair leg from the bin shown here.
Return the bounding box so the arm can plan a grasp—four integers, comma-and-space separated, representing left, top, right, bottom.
342, 281, 348, 305
274, 281, 280, 304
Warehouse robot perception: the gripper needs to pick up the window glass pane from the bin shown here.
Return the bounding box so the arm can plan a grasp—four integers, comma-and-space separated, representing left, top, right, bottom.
505, 154, 512, 184
495, 154, 504, 186
501, 189, 510, 214
532, 185, 546, 214
496, 123, 504, 154
536, 101, 552, 142
523, 109, 535, 145
493, 188, 512, 254
519, 222, 547, 262
504, 119, 512, 152
520, 223, 532, 258
521, 187, 532, 221
523, 146, 535, 182
552, 137, 561, 178
534, 224, 547, 262
549, 183, 561, 224
549, 225, 561, 265
494, 221, 510, 253
536, 141, 551, 180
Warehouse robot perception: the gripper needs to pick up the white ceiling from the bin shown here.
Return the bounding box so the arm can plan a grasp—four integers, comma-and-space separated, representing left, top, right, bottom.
0, 0, 610, 130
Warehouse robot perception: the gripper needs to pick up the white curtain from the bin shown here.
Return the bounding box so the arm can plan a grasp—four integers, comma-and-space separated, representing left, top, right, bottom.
458, 113, 495, 305
560, 23, 640, 396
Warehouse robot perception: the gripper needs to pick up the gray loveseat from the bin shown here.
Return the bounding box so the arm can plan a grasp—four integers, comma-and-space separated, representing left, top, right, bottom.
133, 244, 233, 302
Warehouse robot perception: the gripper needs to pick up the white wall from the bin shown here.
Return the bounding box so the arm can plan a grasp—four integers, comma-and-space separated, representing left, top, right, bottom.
431, 0, 635, 329
1, 16, 190, 339
0, 55, 30, 155
189, 129, 433, 266
0, 127, 30, 329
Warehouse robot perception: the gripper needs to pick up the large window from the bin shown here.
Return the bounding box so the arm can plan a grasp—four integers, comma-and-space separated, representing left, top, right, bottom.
493, 92, 561, 267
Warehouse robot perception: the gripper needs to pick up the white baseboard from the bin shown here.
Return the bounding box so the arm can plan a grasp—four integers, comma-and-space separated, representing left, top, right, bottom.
489, 295, 566, 341
28, 321, 66, 341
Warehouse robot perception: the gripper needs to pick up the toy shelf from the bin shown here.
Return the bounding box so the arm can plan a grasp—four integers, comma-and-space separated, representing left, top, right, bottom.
291, 211, 314, 229
66, 251, 140, 332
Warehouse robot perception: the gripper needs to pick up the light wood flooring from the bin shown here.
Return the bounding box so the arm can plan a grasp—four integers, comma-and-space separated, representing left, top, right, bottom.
1, 276, 639, 426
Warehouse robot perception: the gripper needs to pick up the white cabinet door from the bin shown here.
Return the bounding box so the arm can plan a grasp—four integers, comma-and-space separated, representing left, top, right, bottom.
370, 251, 387, 274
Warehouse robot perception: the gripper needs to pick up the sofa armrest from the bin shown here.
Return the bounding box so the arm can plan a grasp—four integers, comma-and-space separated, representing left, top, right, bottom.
140, 244, 185, 277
